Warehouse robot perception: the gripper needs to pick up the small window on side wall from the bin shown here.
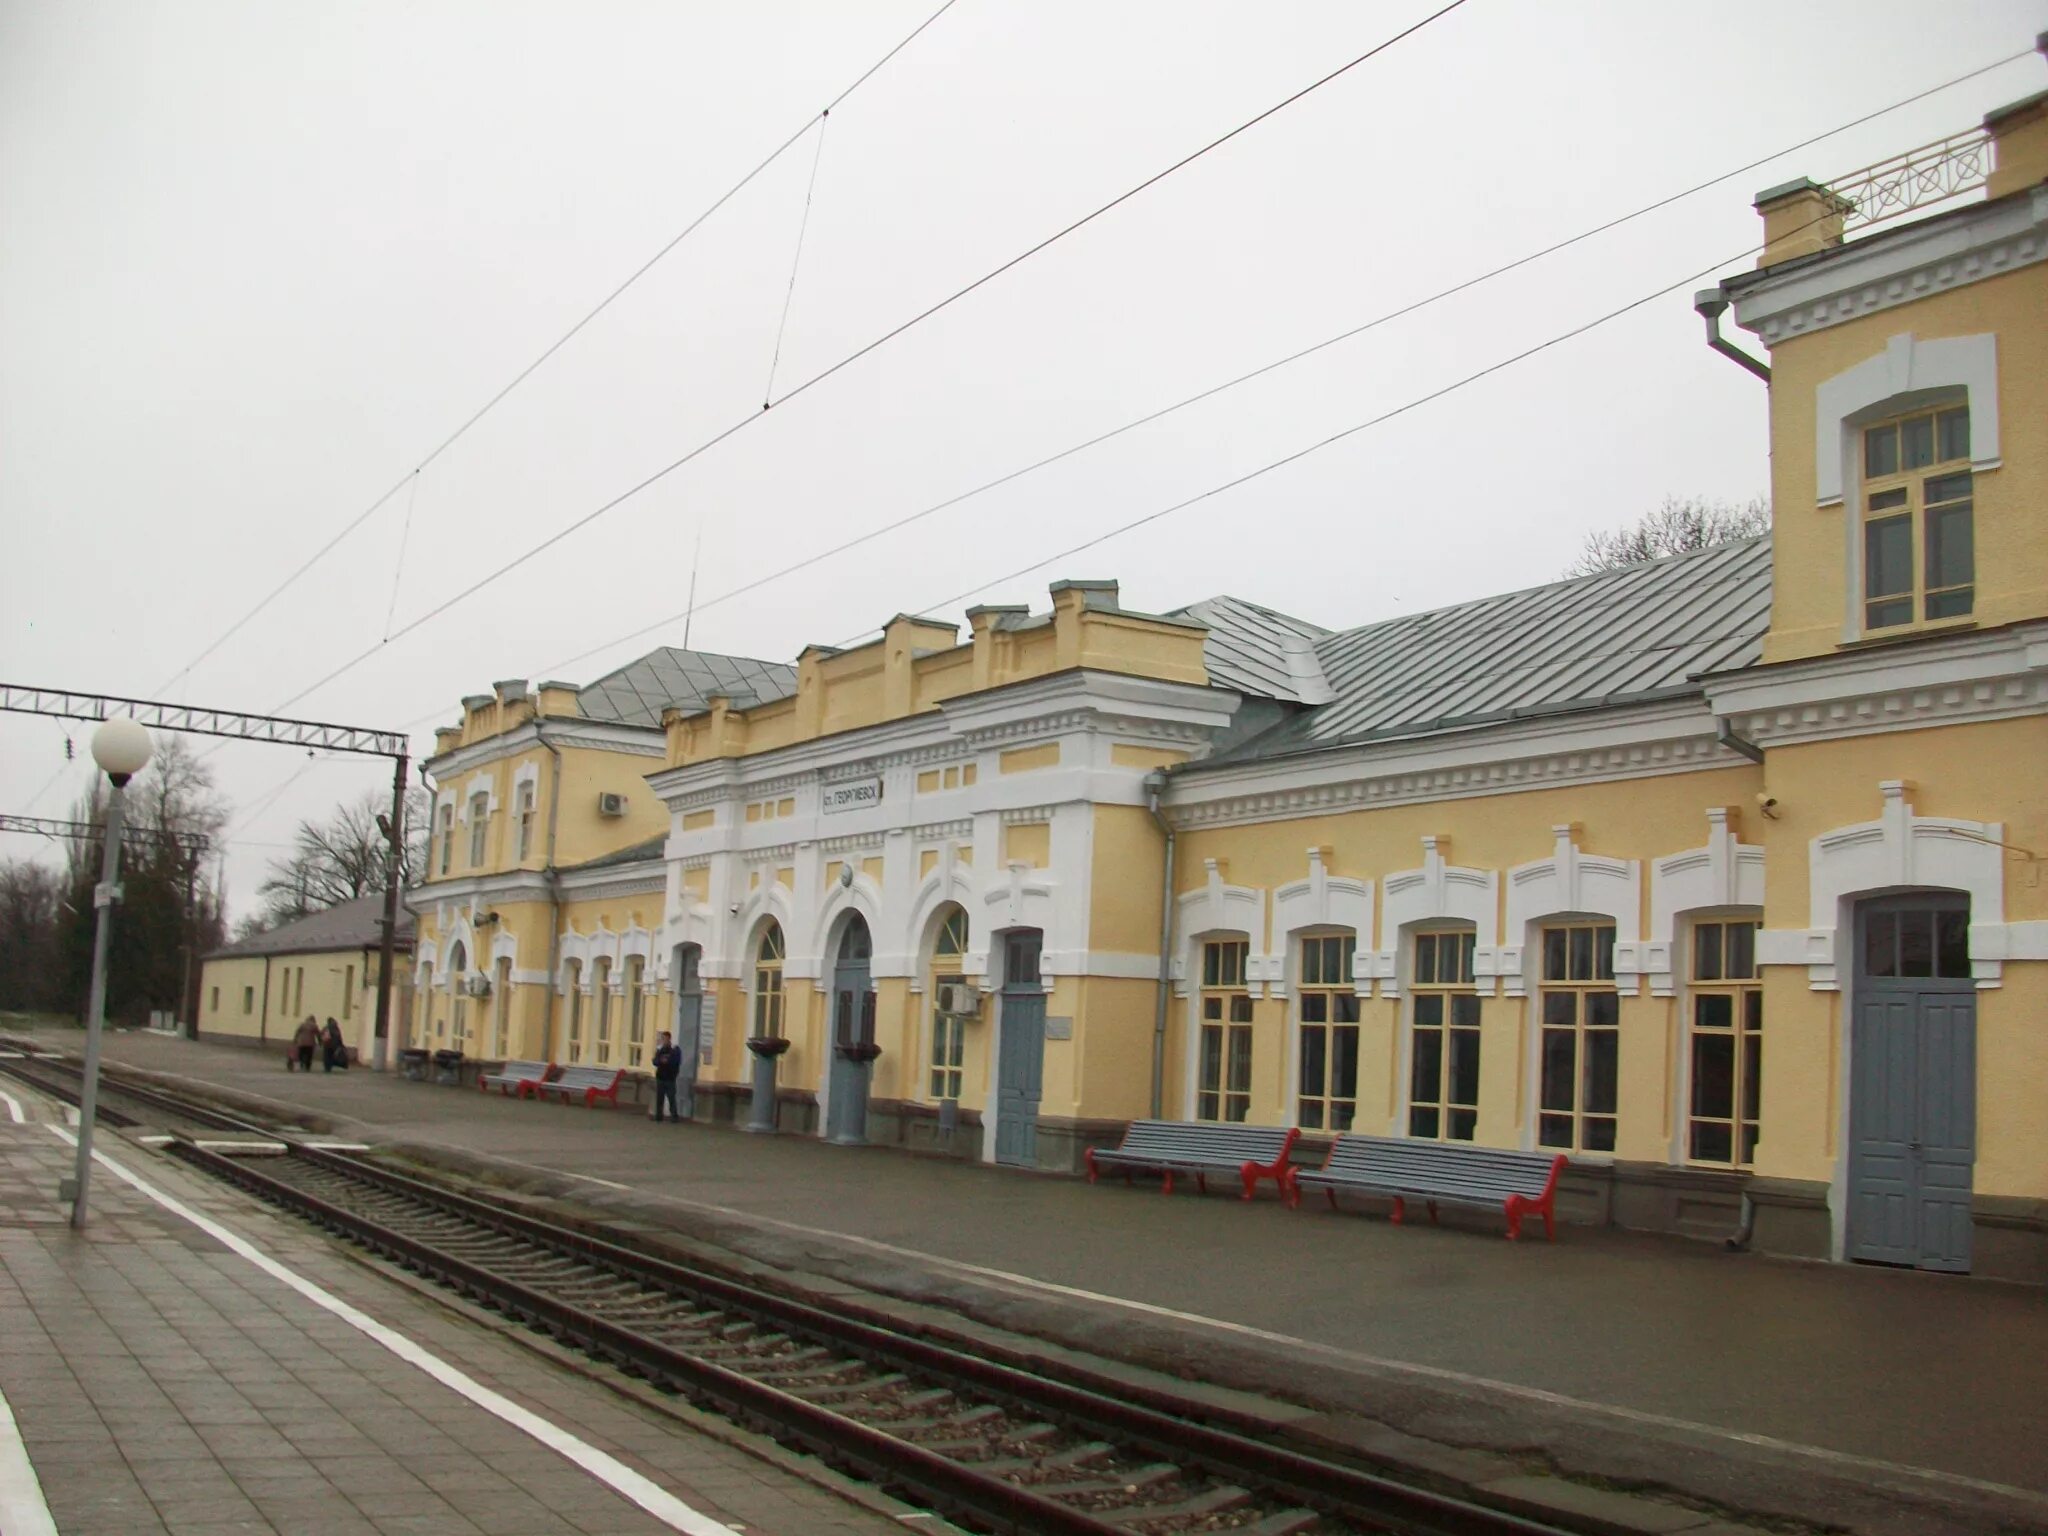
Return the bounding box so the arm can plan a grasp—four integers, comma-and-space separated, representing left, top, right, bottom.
1861, 405, 1972, 634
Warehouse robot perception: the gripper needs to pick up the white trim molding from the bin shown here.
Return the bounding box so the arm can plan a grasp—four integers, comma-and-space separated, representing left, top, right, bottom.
1270, 847, 1372, 996
1502, 825, 1642, 997
1813, 331, 1999, 509
1372, 835, 1501, 996
458, 771, 499, 821
1647, 808, 1765, 996
1759, 779, 2014, 990
1171, 859, 1268, 997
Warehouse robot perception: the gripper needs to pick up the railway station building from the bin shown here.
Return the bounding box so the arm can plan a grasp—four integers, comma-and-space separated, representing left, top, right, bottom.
410, 88, 2048, 1277
198, 892, 414, 1064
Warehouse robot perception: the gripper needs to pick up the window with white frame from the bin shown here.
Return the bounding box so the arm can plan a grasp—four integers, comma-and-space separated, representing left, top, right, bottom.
516, 781, 536, 861
493, 957, 512, 1059
928, 906, 968, 1100
1861, 404, 1972, 632
592, 957, 612, 1059
468, 792, 491, 867
437, 805, 454, 876
564, 960, 584, 1057
1295, 933, 1358, 1131
1537, 922, 1618, 1154
625, 956, 646, 1061
1687, 920, 1761, 1168
1409, 929, 1480, 1142
448, 941, 468, 1047
1197, 938, 1253, 1123
751, 923, 785, 1038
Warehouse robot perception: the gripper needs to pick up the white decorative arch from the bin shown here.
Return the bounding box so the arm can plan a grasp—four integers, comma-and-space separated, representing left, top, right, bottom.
1815, 331, 1999, 507
1171, 858, 1268, 997
1647, 808, 1765, 995
812, 873, 886, 977
488, 930, 519, 969
1271, 847, 1372, 996
458, 771, 499, 820
732, 880, 796, 971
1769, 779, 2019, 990
1372, 835, 1500, 996
1502, 825, 1642, 997
907, 855, 977, 989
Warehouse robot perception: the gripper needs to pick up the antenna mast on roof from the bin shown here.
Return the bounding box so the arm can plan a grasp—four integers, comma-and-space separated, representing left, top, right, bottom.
681, 521, 704, 652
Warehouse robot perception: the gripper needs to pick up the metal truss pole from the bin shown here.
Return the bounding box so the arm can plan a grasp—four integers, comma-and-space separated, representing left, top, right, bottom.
371, 752, 409, 1072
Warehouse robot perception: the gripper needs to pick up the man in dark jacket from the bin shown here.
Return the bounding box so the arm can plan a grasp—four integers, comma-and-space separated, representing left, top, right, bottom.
650, 1031, 682, 1123
291, 1017, 319, 1073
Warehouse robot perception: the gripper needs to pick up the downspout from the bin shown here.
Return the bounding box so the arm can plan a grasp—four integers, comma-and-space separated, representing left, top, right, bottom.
259, 955, 272, 1046
1715, 718, 1765, 764
540, 729, 565, 1062
1143, 770, 1176, 1120
1693, 291, 1770, 383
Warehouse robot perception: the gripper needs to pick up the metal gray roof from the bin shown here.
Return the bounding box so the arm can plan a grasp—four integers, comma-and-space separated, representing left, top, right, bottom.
1211, 536, 1772, 763
1170, 595, 1331, 702
562, 835, 667, 874
205, 893, 413, 961
577, 648, 798, 729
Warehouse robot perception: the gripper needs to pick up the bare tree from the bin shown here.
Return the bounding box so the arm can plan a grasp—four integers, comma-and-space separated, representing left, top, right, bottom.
256, 789, 428, 927
1565, 496, 1770, 577
0, 859, 67, 1013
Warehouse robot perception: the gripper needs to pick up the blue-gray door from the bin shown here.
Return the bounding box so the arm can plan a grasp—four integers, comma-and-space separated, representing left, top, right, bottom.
825, 916, 874, 1145
1848, 896, 1976, 1272
673, 946, 702, 1120
994, 930, 1045, 1167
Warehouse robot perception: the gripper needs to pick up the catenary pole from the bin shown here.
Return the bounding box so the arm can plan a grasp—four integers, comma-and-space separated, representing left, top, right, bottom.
372, 751, 408, 1072
70, 777, 129, 1228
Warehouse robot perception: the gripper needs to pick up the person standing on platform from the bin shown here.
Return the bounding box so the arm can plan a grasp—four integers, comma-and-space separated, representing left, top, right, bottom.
320, 1018, 347, 1072
291, 1016, 318, 1073
651, 1031, 682, 1123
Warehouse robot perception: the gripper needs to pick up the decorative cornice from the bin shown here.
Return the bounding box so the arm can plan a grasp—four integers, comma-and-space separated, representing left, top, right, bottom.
1728, 184, 2048, 345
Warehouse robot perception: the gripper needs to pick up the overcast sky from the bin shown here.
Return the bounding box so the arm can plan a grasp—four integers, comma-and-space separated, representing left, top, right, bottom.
3, 0, 2043, 919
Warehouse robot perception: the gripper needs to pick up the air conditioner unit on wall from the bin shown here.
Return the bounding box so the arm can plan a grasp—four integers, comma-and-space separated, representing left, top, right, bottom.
597, 792, 628, 817
935, 982, 980, 1018
464, 974, 492, 998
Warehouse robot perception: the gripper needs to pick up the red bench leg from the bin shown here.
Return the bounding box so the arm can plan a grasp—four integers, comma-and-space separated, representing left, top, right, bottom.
1427, 1199, 1439, 1225
1390, 1195, 1406, 1225
1162, 1171, 1174, 1196
1504, 1195, 1526, 1241
1240, 1163, 1259, 1201
1324, 1189, 1338, 1212
1195, 1172, 1207, 1196
1084, 1148, 1099, 1184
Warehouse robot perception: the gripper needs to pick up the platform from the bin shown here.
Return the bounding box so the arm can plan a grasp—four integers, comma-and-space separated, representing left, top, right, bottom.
31, 1025, 2048, 1536
0, 1073, 929, 1536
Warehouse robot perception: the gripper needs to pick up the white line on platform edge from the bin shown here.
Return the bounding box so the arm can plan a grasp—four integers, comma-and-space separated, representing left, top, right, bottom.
0, 1085, 25, 1123
44, 1127, 740, 1536
639, 1189, 2048, 1509
0, 1383, 59, 1536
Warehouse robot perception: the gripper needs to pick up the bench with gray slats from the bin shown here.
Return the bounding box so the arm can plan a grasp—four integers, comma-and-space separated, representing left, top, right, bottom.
1289, 1135, 1567, 1240
533, 1064, 624, 1108
1086, 1120, 1300, 1200
479, 1059, 556, 1098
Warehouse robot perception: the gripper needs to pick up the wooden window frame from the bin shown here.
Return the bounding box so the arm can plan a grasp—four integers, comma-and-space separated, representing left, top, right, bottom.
1860, 404, 1972, 634
751, 923, 786, 1040
1197, 938, 1253, 1123
437, 806, 453, 876
1408, 928, 1481, 1142
467, 793, 490, 867
516, 783, 536, 861
1294, 932, 1359, 1132
928, 906, 968, 1101
625, 956, 646, 1059
1685, 919, 1762, 1169
592, 958, 613, 1060
1536, 921, 1619, 1155
564, 960, 584, 1056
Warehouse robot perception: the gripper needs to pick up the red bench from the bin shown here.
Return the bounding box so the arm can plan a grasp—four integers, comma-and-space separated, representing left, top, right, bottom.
1289, 1136, 1567, 1241
479, 1060, 556, 1098
1085, 1121, 1299, 1200
533, 1065, 623, 1108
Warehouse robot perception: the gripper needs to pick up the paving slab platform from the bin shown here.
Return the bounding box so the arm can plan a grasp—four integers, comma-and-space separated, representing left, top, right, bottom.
0, 1075, 933, 1536
39, 1027, 2048, 1536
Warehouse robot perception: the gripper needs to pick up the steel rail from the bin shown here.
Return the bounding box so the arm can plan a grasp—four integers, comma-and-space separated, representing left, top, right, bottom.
190, 1141, 1574, 1536
0, 1051, 291, 1139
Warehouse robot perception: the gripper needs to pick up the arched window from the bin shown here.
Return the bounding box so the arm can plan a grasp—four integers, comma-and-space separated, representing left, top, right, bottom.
437, 805, 454, 876
625, 956, 646, 1061
468, 792, 491, 867
752, 922, 785, 1039
515, 781, 536, 861
927, 906, 968, 1100
564, 960, 584, 1058
447, 942, 468, 1047
593, 957, 613, 1059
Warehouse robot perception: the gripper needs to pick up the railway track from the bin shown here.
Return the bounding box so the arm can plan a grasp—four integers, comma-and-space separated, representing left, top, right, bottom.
3, 1049, 1581, 1536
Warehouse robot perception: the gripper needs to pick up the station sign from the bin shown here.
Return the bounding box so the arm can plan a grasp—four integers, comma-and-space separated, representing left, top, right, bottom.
822, 776, 884, 815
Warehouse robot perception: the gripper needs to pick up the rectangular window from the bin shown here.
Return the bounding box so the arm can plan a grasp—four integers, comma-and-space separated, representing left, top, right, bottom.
516, 783, 536, 861
467, 793, 490, 867
1537, 922, 1618, 1154
210, 987, 220, 1013
1295, 934, 1359, 1131
244, 986, 253, 1014
438, 806, 454, 876
626, 958, 645, 1057
1862, 406, 1972, 632
1197, 939, 1253, 1122
593, 959, 613, 1058
342, 964, 353, 1020
1409, 928, 1480, 1141
1687, 921, 1762, 1167
929, 1012, 965, 1100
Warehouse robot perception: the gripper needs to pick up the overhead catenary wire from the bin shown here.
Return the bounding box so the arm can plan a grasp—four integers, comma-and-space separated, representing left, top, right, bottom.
764, 113, 833, 407
383, 470, 423, 642
152, 0, 965, 698
260, 0, 1474, 716
532, 45, 2033, 679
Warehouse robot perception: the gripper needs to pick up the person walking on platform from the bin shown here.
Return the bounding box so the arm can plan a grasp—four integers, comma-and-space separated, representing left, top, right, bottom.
291, 1016, 318, 1073
650, 1030, 682, 1123
320, 1018, 347, 1072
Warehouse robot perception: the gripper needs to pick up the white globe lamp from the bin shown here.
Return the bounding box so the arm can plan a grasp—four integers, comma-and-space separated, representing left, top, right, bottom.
91, 716, 153, 783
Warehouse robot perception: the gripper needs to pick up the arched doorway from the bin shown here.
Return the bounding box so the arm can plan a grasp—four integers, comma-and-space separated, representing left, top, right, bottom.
672, 945, 703, 1121
825, 914, 877, 1145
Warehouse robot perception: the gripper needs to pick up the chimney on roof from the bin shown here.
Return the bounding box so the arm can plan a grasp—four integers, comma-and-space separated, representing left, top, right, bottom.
1752, 178, 1854, 268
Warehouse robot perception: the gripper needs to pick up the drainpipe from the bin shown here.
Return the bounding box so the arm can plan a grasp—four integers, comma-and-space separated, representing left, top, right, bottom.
1143, 771, 1176, 1120
1715, 717, 1766, 764
540, 729, 565, 1062
1725, 1191, 1757, 1252
259, 955, 272, 1045
1693, 291, 1770, 383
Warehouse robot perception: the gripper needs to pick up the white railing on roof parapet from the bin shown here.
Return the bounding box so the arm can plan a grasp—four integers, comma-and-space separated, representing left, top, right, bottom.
1830, 127, 1992, 233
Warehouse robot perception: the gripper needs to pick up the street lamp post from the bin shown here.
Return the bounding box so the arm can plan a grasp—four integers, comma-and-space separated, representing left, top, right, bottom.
69, 715, 152, 1229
